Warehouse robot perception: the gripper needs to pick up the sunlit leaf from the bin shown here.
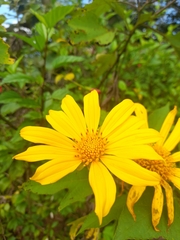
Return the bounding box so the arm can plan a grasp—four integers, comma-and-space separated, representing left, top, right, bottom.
0, 38, 14, 64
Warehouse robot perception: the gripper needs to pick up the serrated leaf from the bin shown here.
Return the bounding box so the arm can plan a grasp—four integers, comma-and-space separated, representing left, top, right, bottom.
23, 168, 89, 195
0, 38, 14, 64
113, 188, 180, 240
49, 55, 84, 69
148, 104, 169, 131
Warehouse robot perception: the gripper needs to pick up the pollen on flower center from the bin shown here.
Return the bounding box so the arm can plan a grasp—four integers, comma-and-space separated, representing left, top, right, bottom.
135, 144, 175, 181
74, 130, 107, 165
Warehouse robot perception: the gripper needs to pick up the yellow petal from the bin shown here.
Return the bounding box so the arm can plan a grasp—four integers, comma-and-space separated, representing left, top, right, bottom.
107, 128, 161, 148
135, 103, 148, 128
157, 106, 177, 146
19, 126, 73, 148
89, 161, 116, 224
107, 145, 163, 160
83, 90, 100, 133
170, 169, 180, 190
46, 110, 81, 140
31, 158, 81, 184
152, 184, 164, 231
170, 151, 180, 162
100, 99, 135, 138
61, 95, 86, 136
161, 180, 174, 227
106, 116, 145, 143
127, 185, 146, 221
14, 145, 76, 162
102, 156, 161, 186
163, 118, 180, 151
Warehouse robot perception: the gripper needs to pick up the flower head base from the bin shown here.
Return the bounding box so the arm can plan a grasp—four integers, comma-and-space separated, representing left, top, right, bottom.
14, 91, 162, 224
74, 130, 107, 165
127, 105, 180, 231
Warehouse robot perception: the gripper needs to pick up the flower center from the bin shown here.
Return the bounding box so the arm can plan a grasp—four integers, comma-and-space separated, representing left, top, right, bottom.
74, 130, 107, 165
135, 143, 175, 181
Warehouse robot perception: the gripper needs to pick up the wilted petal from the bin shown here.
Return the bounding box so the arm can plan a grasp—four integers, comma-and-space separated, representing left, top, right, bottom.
127, 185, 146, 220
152, 184, 164, 231
89, 161, 116, 224
31, 158, 81, 184
84, 90, 100, 133
163, 118, 180, 151
161, 180, 174, 227
102, 156, 160, 186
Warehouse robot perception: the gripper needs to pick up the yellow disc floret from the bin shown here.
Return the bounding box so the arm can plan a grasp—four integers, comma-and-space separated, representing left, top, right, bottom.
135, 143, 175, 181
74, 130, 107, 165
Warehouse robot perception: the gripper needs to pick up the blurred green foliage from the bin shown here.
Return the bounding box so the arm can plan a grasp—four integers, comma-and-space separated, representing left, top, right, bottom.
1, 0, 180, 239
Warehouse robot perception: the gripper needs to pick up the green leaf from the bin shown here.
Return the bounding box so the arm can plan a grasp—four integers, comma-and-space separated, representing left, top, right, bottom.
6, 55, 24, 74
110, 2, 126, 20
1, 73, 33, 87
12, 33, 37, 49
113, 188, 180, 240
0, 102, 21, 116
94, 53, 117, 76
30, 8, 47, 26
69, 11, 115, 44
0, 91, 22, 103
49, 55, 84, 69
148, 104, 170, 131
83, 0, 110, 16
35, 22, 48, 41
167, 32, 180, 50
0, 151, 13, 173
78, 195, 126, 235
44, 5, 74, 28
0, 38, 14, 64
51, 88, 71, 100
17, 98, 39, 108
136, 13, 152, 25
95, 31, 115, 45
23, 168, 89, 195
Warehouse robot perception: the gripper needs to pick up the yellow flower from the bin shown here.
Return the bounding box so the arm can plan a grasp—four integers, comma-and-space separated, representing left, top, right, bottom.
127, 104, 180, 231
14, 91, 162, 224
